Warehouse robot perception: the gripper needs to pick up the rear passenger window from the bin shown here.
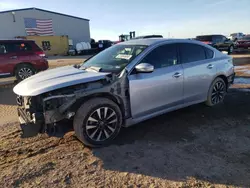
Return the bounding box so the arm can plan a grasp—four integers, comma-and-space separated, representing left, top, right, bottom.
142, 44, 178, 69
204, 47, 214, 59
179, 43, 206, 63
8, 42, 32, 53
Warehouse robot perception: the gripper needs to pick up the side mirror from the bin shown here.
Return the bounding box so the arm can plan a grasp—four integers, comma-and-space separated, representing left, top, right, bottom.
135, 63, 154, 73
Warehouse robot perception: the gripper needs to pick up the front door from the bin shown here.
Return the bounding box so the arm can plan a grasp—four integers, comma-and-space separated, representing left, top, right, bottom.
215, 35, 228, 51
221, 36, 231, 50
0, 43, 18, 77
128, 44, 184, 118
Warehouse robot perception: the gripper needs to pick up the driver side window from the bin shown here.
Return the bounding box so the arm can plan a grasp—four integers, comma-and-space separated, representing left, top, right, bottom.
0, 44, 7, 54
141, 44, 178, 69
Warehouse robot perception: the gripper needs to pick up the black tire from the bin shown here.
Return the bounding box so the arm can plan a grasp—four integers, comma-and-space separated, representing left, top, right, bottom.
73, 97, 122, 147
228, 45, 234, 54
15, 64, 35, 81
205, 77, 227, 107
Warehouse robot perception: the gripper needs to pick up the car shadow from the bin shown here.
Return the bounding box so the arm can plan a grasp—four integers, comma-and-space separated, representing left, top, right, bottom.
0, 85, 17, 106
93, 89, 250, 187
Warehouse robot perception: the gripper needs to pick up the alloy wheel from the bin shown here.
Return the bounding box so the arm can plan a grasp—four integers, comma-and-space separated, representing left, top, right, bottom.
86, 107, 118, 142
18, 68, 33, 80
211, 81, 225, 104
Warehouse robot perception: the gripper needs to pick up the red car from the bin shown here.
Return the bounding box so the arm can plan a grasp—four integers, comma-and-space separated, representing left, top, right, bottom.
236, 35, 250, 51
0, 40, 48, 81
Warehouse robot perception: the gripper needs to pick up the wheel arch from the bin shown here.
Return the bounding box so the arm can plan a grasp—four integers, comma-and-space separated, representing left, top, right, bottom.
216, 74, 228, 89
207, 74, 228, 96
71, 92, 126, 120
14, 62, 35, 74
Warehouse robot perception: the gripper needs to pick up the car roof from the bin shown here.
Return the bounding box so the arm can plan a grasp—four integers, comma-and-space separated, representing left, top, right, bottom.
118, 38, 205, 46
134, 35, 163, 39
0, 39, 34, 43
196, 34, 223, 37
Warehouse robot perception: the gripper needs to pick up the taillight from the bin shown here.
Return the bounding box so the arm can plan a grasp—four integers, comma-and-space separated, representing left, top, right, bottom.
35, 51, 46, 57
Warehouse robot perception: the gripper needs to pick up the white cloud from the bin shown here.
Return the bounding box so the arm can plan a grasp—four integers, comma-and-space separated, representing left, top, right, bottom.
0, 2, 21, 11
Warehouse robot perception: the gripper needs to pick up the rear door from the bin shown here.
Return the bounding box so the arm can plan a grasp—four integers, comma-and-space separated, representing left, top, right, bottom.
179, 43, 216, 104
8, 42, 32, 63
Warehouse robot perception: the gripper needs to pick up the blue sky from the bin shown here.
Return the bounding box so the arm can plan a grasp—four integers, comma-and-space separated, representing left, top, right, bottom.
0, 0, 250, 40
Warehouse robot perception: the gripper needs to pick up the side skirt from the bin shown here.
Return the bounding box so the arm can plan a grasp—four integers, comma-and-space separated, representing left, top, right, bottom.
124, 99, 205, 127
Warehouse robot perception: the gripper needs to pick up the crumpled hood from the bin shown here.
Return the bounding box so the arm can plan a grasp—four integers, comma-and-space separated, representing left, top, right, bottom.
13, 66, 110, 96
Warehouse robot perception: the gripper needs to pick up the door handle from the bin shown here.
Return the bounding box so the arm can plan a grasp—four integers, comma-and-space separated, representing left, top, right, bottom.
207, 64, 214, 69
173, 72, 182, 78
10, 56, 17, 59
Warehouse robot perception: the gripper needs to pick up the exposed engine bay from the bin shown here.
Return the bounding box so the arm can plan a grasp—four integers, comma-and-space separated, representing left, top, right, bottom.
17, 71, 131, 137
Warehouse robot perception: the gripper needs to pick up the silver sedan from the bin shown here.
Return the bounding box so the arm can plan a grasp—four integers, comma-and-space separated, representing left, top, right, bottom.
14, 38, 235, 147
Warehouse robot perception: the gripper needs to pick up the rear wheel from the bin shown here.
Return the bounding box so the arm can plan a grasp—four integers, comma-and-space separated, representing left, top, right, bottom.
15, 64, 35, 81
205, 77, 226, 106
73, 97, 122, 147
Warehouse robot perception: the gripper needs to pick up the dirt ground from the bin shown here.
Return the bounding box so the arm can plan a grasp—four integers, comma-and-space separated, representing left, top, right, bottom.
0, 55, 250, 188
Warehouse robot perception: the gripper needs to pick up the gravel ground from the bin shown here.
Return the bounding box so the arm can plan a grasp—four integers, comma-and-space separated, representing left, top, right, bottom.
0, 88, 250, 188
0, 56, 250, 188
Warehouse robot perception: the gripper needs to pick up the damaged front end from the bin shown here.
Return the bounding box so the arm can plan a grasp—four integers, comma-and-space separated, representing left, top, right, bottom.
18, 94, 78, 137
16, 71, 131, 137
17, 95, 45, 137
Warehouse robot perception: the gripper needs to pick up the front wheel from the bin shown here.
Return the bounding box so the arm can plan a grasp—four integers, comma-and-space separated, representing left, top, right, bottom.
205, 77, 227, 107
228, 45, 234, 54
73, 97, 122, 147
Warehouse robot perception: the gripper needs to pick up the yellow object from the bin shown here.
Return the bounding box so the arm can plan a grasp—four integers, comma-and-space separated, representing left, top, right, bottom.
26, 36, 69, 56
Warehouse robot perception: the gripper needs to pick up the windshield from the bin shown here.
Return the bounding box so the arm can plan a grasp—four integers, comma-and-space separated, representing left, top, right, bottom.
82, 44, 147, 73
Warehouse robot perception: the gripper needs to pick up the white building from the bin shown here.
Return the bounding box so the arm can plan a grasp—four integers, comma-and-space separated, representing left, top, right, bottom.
0, 7, 90, 45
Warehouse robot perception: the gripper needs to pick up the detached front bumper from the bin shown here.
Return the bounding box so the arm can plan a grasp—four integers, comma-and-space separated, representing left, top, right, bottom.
17, 107, 44, 137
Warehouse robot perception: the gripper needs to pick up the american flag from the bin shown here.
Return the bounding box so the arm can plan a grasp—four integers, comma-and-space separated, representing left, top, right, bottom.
24, 18, 54, 36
